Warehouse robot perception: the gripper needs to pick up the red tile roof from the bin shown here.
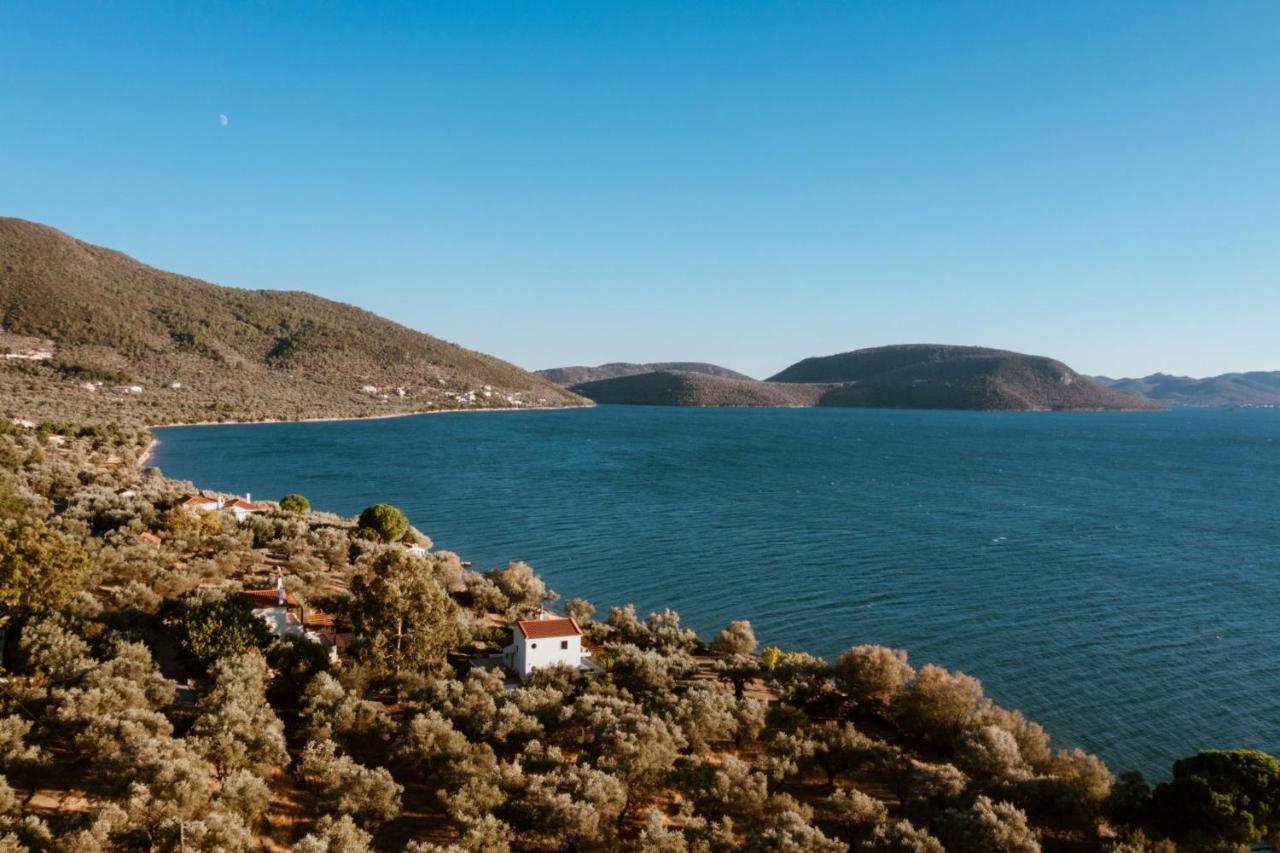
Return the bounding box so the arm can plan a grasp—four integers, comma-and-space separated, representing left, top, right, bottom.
138, 531, 163, 545
516, 617, 582, 640
224, 498, 265, 512
179, 494, 219, 508
238, 589, 300, 609
303, 613, 336, 630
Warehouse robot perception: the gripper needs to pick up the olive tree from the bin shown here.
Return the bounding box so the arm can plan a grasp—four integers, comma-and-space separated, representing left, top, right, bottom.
834, 645, 913, 713
709, 620, 757, 657
191, 652, 289, 779
298, 738, 402, 829
894, 664, 986, 741
938, 795, 1040, 853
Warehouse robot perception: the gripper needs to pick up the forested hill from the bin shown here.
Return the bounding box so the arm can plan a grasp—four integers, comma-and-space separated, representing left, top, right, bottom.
570, 346, 1160, 411
539, 361, 753, 386
770, 345, 1161, 411
0, 218, 584, 424
571, 371, 823, 407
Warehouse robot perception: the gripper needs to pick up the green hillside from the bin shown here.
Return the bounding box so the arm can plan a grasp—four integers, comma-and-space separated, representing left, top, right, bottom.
0, 218, 584, 424
772, 345, 1161, 411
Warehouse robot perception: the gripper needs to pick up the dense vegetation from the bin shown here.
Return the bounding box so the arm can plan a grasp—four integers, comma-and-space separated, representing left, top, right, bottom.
1, 416, 1273, 851
538, 363, 754, 386
570, 371, 822, 408
0, 218, 584, 425
567, 346, 1161, 411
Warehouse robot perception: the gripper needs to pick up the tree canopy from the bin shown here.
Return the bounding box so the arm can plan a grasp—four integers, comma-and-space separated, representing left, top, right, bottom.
355, 503, 409, 543
280, 493, 311, 514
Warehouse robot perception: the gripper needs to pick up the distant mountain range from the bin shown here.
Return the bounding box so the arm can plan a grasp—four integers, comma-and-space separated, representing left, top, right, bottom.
537, 362, 753, 386
565, 345, 1161, 411
0, 218, 583, 424
1091, 372, 1280, 407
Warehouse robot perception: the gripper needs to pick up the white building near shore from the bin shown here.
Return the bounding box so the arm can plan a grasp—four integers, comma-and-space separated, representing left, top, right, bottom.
502, 615, 587, 680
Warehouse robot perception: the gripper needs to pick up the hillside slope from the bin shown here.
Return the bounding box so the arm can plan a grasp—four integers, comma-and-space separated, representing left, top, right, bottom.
571, 371, 822, 407
0, 218, 583, 423
539, 361, 753, 386
771, 345, 1160, 411
1095, 372, 1280, 407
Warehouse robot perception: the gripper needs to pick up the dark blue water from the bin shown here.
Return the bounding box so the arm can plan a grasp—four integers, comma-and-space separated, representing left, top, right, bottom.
152, 406, 1280, 778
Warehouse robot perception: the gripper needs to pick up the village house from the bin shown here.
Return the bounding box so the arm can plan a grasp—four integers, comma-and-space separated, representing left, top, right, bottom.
178, 494, 223, 512
238, 578, 302, 638
501, 615, 599, 680
223, 495, 266, 522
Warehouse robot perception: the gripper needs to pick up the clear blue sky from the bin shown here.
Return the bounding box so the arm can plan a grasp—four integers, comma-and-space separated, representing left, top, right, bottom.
3, 2, 1278, 378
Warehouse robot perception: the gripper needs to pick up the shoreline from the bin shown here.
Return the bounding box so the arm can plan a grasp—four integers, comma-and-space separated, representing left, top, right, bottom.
137, 403, 593, 469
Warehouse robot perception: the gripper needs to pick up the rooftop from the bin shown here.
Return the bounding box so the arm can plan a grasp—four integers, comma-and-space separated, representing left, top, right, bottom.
516, 616, 582, 640
238, 588, 300, 609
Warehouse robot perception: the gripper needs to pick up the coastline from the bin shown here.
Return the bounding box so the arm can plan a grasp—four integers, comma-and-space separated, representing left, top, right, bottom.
137, 402, 593, 470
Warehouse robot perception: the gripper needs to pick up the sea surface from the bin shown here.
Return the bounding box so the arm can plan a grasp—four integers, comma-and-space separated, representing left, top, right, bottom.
152, 405, 1280, 778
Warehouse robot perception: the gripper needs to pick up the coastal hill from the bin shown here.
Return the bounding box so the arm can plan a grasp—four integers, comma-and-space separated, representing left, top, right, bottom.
571, 345, 1160, 411
572, 370, 822, 407
770, 344, 1160, 411
0, 218, 584, 424
1093, 371, 1280, 407
538, 361, 753, 386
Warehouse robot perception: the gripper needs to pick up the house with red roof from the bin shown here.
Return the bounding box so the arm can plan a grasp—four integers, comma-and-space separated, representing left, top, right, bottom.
502, 614, 596, 680
223, 495, 266, 522
178, 494, 223, 513
238, 577, 302, 638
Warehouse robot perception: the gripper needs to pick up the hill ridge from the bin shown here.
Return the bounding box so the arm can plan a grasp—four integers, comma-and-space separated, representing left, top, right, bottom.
0, 217, 584, 424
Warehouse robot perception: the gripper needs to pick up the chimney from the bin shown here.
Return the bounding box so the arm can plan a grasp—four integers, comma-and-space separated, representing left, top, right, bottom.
276, 575, 285, 607
245, 492, 251, 503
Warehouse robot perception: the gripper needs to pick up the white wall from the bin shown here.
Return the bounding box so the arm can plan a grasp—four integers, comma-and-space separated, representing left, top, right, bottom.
514, 633, 581, 679
253, 606, 302, 639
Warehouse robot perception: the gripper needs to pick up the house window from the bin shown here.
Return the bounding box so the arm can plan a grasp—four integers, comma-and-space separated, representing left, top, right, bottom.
560, 640, 569, 650
531, 642, 537, 649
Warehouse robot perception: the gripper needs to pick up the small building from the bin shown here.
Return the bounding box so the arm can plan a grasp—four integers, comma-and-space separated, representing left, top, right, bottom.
115, 486, 138, 498
224, 495, 266, 522
502, 615, 590, 680
138, 531, 163, 546
178, 494, 223, 512
238, 578, 302, 638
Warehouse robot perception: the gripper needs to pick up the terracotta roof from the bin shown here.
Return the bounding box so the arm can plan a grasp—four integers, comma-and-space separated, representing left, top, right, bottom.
224, 498, 265, 512
303, 613, 336, 630
334, 632, 354, 650
179, 495, 219, 508
138, 532, 163, 545
516, 617, 582, 640
238, 589, 300, 609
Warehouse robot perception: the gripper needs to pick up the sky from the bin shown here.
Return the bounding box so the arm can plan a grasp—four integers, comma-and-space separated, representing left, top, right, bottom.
2, 2, 1278, 379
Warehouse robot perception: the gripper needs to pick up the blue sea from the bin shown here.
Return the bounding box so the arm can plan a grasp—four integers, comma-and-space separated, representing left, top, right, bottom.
152, 406, 1280, 778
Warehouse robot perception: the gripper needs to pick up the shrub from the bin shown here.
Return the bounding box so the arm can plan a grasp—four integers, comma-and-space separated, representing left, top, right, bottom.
279, 493, 310, 514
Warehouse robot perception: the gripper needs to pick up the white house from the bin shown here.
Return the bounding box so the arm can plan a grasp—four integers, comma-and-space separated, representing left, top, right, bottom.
178, 494, 223, 512
223, 495, 266, 522
238, 578, 302, 638
502, 616, 591, 680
